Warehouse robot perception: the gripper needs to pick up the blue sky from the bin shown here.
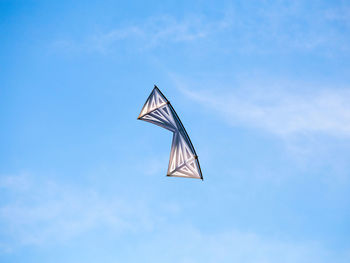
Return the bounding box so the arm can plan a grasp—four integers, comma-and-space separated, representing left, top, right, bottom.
1, 0, 350, 262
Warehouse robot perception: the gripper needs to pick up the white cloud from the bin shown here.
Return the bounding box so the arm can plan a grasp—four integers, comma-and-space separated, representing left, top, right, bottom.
132, 226, 350, 263
0, 174, 154, 248
53, 15, 215, 54
1, 174, 349, 262
52, 2, 350, 55
179, 82, 350, 138
0, 173, 30, 191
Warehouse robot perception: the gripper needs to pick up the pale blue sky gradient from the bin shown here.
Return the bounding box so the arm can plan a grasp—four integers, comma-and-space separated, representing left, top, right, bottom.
1, 1, 350, 262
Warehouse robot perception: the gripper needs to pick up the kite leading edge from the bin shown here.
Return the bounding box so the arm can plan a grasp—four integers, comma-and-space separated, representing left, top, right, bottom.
137, 85, 203, 180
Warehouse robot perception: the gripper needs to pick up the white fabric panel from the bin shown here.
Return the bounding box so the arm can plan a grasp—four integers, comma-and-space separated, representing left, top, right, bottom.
138, 88, 168, 118
167, 132, 201, 179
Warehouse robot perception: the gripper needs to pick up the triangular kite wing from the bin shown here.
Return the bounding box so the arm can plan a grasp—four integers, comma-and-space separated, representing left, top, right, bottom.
138, 86, 203, 180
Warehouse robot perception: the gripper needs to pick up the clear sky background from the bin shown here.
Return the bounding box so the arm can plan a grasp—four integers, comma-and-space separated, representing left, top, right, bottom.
1, 0, 350, 262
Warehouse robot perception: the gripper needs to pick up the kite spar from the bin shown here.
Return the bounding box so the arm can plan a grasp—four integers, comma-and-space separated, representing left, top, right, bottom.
137, 85, 203, 180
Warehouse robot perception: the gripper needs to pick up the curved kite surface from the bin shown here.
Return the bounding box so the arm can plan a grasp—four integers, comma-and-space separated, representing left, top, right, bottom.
138, 85, 203, 180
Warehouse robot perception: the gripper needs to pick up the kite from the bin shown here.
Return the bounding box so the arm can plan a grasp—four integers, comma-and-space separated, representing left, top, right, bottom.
137, 85, 203, 180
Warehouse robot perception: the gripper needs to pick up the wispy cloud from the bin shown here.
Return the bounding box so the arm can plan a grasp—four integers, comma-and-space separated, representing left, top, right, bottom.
52, 15, 217, 54
129, 225, 350, 263
0, 173, 155, 249
88, 16, 212, 53
1, 174, 349, 262
178, 80, 350, 138
52, 2, 350, 55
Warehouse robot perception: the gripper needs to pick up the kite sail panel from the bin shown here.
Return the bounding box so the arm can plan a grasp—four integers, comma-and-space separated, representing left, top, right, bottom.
138, 85, 203, 180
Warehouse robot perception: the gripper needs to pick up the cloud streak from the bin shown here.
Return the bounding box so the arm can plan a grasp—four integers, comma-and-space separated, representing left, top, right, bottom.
52, 2, 350, 56
0, 173, 154, 249
129, 225, 350, 263
1, 173, 349, 262
53, 15, 215, 54
178, 80, 350, 138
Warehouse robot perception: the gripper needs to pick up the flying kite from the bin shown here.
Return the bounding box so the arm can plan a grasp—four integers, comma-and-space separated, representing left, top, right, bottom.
137, 85, 203, 180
